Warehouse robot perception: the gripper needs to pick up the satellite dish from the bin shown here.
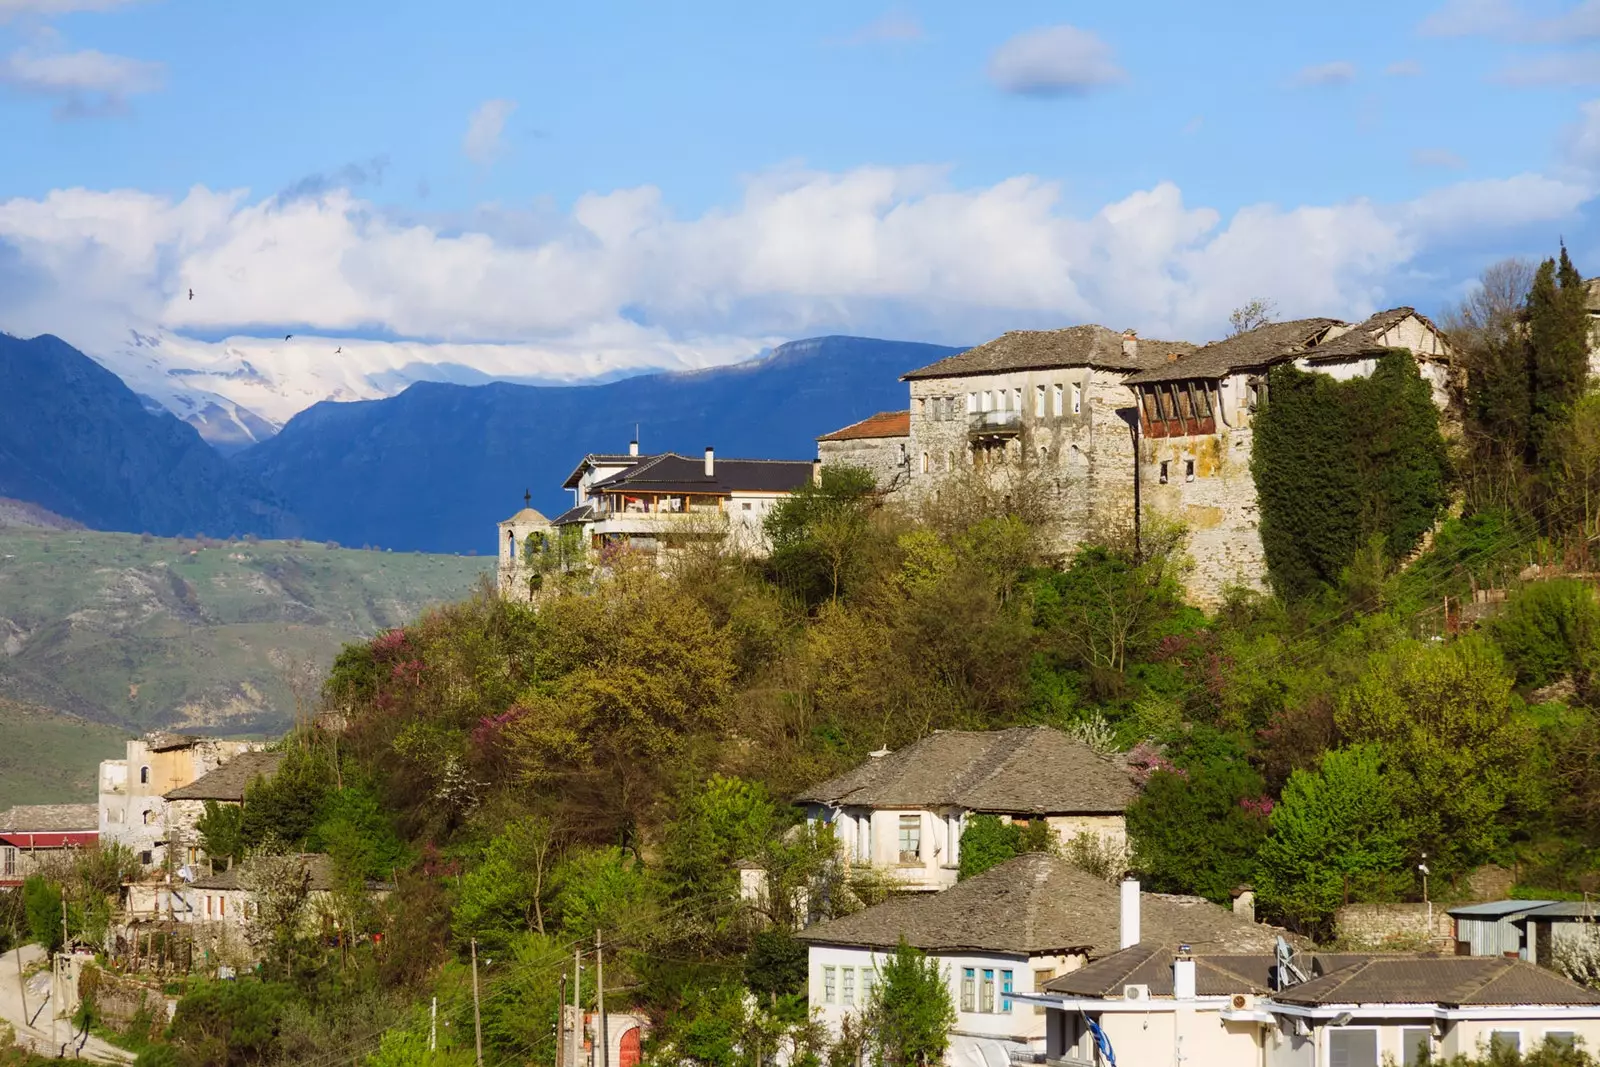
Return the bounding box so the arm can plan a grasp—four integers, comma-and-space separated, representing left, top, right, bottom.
176, 865, 195, 883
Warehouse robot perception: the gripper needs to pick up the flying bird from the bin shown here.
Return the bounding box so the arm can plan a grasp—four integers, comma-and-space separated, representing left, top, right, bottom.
335, 347, 341, 355
187, 288, 194, 301
285, 334, 293, 341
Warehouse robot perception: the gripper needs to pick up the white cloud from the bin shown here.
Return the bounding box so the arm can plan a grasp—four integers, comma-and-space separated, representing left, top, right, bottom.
0, 0, 138, 19
1386, 59, 1424, 76
1421, 0, 1600, 41
1412, 147, 1468, 168
830, 11, 923, 46
462, 98, 516, 165
1292, 60, 1357, 86
1497, 49, 1600, 83
1563, 98, 1600, 169
0, 38, 162, 115
987, 25, 1124, 96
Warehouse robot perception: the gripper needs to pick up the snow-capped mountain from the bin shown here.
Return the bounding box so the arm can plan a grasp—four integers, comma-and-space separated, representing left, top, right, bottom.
89, 327, 781, 452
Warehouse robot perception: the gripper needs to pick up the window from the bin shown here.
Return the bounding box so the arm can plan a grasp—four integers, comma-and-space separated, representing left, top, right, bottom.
898, 443, 908, 467
921, 452, 929, 474
1159, 461, 1169, 484
1001, 970, 1013, 1013
1071, 382, 1082, 414
1039, 445, 1049, 462
219, 895, 226, 917
2, 847, 14, 877
945, 451, 954, 471
823, 966, 837, 1004
1328, 1028, 1378, 1067
980, 390, 992, 412
1185, 459, 1195, 482
1012, 388, 1022, 412
142, 810, 153, 825
842, 967, 856, 1006
139, 766, 150, 785
1490, 1032, 1522, 1057
980, 969, 995, 1013
916, 397, 926, 415
1400, 1027, 1431, 1066
139, 850, 152, 865
106, 808, 122, 824
205, 895, 213, 918
967, 392, 978, 413
897, 815, 921, 863
1035, 385, 1046, 417
741, 502, 751, 511
1033, 969, 1055, 1015
1545, 1032, 1577, 1051
960, 969, 976, 1012
862, 969, 876, 1002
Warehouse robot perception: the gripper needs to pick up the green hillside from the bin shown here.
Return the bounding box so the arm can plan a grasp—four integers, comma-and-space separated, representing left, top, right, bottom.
0, 698, 128, 809
0, 529, 491, 748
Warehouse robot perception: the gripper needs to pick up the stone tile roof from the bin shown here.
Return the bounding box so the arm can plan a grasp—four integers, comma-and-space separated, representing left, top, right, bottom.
1046, 945, 1349, 997
795, 727, 1135, 814
189, 853, 338, 893
146, 732, 203, 752
1123, 318, 1343, 386
796, 853, 1289, 957
164, 750, 283, 802
902, 326, 1196, 381
1269, 955, 1600, 1007
1300, 307, 1444, 364
588, 452, 814, 496
0, 803, 98, 833
817, 411, 911, 442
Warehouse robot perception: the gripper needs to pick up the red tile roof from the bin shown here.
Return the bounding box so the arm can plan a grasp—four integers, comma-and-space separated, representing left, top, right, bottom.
816, 411, 910, 441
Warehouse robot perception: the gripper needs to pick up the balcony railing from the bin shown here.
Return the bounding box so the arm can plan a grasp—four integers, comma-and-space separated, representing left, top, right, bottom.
969, 410, 1022, 436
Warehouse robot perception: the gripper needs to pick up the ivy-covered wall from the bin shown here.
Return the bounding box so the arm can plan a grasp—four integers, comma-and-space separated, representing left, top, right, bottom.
1252, 351, 1451, 599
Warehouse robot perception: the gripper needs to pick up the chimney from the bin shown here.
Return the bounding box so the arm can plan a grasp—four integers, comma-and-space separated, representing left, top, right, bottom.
1232, 885, 1256, 923
1119, 877, 1141, 949
704, 446, 715, 478
812, 458, 823, 486
1166, 351, 1181, 363
1122, 329, 1138, 360
629, 440, 639, 457
1172, 946, 1196, 1000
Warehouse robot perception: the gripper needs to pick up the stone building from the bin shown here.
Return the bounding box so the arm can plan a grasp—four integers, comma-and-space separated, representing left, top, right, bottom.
496, 494, 554, 602
1124, 308, 1454, 603
895, 325, 1196, 545
99, 733, 264, 870
815, 411, 910, 491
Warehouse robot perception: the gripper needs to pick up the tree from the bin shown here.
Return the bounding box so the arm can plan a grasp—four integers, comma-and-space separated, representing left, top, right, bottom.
550, 846, 661, 942
196, 801, 244, 871
1526, 246, 1592, 488
1491, 579, 1600, 694
957, 815, 1054, 880
166, 980, 293, 1067
22, 876, 61, 951
452, 816, 564, 951
239, 745, 334, 853
1336, 636, 1540, 875
1127, 759, 1271, 903
744, 929, 808, 1001
1228, 298, 1276, 336
765, 466, 880, 604
663, 775, 780, 903
863, 940, 956, 1067
1253, 746, 1409, 932
1450, 258, 1537, 513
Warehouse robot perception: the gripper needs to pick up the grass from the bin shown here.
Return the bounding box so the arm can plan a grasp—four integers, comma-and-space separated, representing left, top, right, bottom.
0, 529, 490, 802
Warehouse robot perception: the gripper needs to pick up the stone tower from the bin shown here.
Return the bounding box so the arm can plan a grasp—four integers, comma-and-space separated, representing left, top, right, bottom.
497, 492, 553, 603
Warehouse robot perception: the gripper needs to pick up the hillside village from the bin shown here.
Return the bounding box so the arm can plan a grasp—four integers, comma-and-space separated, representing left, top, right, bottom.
5, 258, 1600, 1067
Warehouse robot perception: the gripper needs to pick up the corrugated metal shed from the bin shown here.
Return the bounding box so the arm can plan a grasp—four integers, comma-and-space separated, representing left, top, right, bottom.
1447, 901, 1557, 960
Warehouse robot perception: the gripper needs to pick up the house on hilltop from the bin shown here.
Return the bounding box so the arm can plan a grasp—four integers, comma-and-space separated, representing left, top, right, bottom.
797, 853, 1284, 1063
815, 411, 911, 491
162, 749, 284, 872
0, 804, 97, 888
99, 733, 265, 870
796, 726, 1134, 892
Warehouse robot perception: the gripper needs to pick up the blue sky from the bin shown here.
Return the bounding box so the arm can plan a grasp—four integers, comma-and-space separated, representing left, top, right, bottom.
4, 0, 1600, 408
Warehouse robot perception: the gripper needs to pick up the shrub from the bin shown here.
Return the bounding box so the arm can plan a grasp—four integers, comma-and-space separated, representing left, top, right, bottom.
1492, 578, 1600, 694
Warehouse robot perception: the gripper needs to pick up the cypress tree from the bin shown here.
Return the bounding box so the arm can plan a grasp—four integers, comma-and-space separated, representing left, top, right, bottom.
1526, 245, 1591, 480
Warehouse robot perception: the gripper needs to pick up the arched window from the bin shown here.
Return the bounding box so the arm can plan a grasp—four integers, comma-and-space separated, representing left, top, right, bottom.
139, 766, 149, 785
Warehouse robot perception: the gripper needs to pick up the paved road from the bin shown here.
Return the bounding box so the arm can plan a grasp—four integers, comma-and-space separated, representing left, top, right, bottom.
0, 946, 135, 1063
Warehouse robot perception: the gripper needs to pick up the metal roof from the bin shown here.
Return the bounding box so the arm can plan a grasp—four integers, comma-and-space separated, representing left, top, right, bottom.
1447, 900, 1557, 918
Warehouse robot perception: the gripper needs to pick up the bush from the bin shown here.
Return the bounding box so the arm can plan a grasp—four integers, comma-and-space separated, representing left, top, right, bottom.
167, 980, 294, 1066
1492, 579, 1600, 693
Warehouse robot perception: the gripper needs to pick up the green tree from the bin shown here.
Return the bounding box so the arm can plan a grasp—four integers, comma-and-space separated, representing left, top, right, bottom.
307, 784, 411, 882
863, 940, 956, 1067
22, 876, 61, 951
239, 745, 334, 852
550, 846, 661, 942
1337, 636, 1540, 875
744, 928, 809, 1001
452, 816, 563, 952
1492, 579, 1600, 695
1254, 746, 1409, 932
956, 816, 1054, 880
195, 801, 244, 870
663, 775, 780, 901
765, 465, 880, 604
167, 979, 294, 1067
1126, 759, 1270, 903
1526, 246, 1593, 485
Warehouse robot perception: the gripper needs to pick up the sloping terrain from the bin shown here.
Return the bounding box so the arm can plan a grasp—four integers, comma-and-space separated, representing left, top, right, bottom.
0, 528, 490, 737
0, 698, 128, 808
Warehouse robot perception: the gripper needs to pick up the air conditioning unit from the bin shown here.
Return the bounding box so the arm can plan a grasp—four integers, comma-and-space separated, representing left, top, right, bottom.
1123, 984, 1150, 1002
1231, 994, 1250, 1010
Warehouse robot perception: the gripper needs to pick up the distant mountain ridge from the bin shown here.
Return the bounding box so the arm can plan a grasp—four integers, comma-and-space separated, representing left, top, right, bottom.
0, 333, 292, 537
238, 335, 960, 553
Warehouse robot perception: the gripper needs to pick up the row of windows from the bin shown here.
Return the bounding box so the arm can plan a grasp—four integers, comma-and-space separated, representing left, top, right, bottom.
1139, 381, 1217, 426
1328, 1026, 1574, 1067
821, 965, 877, 1006
917, 384, 1084, 420
959, 967, 1014, 1014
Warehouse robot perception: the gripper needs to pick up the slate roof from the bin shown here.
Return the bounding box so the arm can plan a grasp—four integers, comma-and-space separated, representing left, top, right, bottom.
818, 411, 911, 442
1300, 307, 1444, 364
1268, 955, 1600, 1007
189, 853, 339, 893
1123, 318, 1343, 386
1447, 900, 1557, 918
1045, 945, 1354, 997
561, 454, 642, 490
587, 452, 814, 496
902, 326, 1196, 381
164, 750, 283, 802
552, 503, 595, 526
0, 804, 98, 833
795, 727, 1135, 814
796, 853, 1289, 957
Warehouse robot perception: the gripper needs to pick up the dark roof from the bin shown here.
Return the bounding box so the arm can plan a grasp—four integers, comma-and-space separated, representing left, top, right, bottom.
795, 727, 1135, 814
1521, 902, 1600, 920
797, 854, 1290, 957
561, 454, 642, 490
903, 326, 1196, 381
0, 804, 98, 833
818, 411, 910, 442
1123, 318, 1342, 386
1447, 900, 1557, 919
164, 750, 283, 801
190, 853, 338, 893
551, 503, 595, 526
588, 452, 813, 496
1269, 956, 1600, 1007
1046, 946, 1359, 997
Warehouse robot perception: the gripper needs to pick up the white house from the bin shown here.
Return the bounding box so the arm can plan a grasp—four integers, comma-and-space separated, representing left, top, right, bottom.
796, 727, 1135, 892
99, 733, 263, 870
795, 853, 1287, 1067
1029, 943, 1600, 1067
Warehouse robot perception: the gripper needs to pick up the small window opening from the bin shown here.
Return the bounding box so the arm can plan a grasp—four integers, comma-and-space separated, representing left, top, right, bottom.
1034, 385, 1046, 417
1185, 459, 1196, 482
1159, 461, 1169, 484
1071, 382, 1082, 414
1052, 384, 1064, 417
139, 766, 150, 785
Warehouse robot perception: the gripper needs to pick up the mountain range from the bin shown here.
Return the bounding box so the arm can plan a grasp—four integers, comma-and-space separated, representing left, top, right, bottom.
2, 331, 961, 552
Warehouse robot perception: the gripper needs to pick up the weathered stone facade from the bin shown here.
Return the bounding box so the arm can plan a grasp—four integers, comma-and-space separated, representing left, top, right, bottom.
815, 411, 912, 492
497, 504, 553, 604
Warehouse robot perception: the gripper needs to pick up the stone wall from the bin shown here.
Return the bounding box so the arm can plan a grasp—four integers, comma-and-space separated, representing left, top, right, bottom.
1141, 421, 1266, 607
1335, 903, 1455, 948
818, 435, 911, 492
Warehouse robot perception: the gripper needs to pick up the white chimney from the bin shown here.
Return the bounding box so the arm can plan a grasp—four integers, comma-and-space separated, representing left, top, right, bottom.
1173, 949, 1196, 1000
1119, 877, 1141, 949
811, 458, 823, 486
704, 446, 715, 477
629, 440, 639, 457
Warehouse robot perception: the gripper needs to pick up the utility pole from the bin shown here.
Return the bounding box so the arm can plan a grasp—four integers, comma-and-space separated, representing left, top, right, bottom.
596, 929, 608, 1067
573, 947, 583, 1067
470, 938, 484, 1067
430, 996, 438, 1053
558, 973, 567, 1067
15, 941, 28, 1024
